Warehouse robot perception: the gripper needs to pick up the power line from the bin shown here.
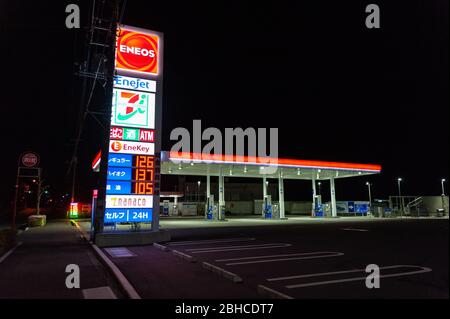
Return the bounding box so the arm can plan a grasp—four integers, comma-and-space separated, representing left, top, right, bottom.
67, 0, 126, 201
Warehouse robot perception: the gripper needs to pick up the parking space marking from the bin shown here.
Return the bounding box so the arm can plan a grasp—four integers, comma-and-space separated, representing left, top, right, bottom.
105, 247, 136, 258
216, 251, 342, 262
341, 228, 368, 232
167, 237, 256, 246
257, 285, 294, 299
82, 286, 117, 299
267, 265, 432, 289
219, 252, 344, 266
186, 243, 291, 254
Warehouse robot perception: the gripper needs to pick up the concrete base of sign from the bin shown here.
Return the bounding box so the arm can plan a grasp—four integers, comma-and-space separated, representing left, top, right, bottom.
94, 229, 171, 247
27, 215, 47, 227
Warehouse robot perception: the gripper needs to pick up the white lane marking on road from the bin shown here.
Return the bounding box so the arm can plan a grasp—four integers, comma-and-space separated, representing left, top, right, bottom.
216, 251, 342, 262
341, 228, 368, 232
167, 237, 256, 246
224, 252, 344, 266
266, 265, 432, 288
258, 285, 294, 299
187, 243, 291, 254
82, 286, 117, 299
0, 242, 23, 264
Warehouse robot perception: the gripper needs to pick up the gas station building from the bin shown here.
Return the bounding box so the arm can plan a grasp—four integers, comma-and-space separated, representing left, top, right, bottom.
93, 150, 382, 221
160, 151, 382, 220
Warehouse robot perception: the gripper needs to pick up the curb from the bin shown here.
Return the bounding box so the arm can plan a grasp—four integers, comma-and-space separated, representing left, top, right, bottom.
257, 285, 294, 299
91, 244, 141, 299
71, 220, 90, 241
202, 262, 243, 283
172, 249, 197, 263
71, 221, 141, 299
0, 242, 23, 264
153, 243, 169, 252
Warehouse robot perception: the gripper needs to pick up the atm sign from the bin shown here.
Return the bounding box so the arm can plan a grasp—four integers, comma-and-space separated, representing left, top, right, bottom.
110, 126, 155, 142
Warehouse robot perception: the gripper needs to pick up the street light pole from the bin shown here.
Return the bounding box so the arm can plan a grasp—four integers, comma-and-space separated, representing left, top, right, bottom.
441, 179, 447, 214
36, 171, 42, 215
365, 182, 372, 217
366, 182, 372, 203
12, 165, 20, 231
397, 177, 403, 216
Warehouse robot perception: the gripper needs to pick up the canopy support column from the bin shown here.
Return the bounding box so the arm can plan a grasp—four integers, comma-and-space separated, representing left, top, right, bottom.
330, 177, 337, 218
278, 170, 285, 219
312, 177, 317, 217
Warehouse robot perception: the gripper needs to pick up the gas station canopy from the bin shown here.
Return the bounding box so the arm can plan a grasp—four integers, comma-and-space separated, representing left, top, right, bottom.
161, 151, 382, 180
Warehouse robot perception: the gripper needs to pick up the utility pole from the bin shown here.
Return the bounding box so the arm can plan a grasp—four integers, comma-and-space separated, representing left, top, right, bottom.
92, 0, 120, 239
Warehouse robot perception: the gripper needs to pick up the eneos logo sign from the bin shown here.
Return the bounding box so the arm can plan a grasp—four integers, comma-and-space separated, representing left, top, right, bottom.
116, 28, 159, 76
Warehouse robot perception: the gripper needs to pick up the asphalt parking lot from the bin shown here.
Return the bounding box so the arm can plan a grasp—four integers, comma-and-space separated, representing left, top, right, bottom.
99, 217, 448, 299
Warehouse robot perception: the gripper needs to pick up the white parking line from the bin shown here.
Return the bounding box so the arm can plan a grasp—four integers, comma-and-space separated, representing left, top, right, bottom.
257, 285, 294, 299
223, 252, 344, 266
186, 243, 291, 254
216, 251, 343, 262
167, 237, 256, 246
82, 286, 117, 299
0, 242, 22, 264
341, 228, 368, 232
267, 265, 432, 289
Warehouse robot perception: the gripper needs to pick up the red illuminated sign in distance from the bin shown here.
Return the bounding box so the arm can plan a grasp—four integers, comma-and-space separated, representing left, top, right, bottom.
21, 153, 39, 167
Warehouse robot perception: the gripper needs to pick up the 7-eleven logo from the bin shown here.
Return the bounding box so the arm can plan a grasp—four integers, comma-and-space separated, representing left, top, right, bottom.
112, 89, 155, 128
117, 92, 145, 121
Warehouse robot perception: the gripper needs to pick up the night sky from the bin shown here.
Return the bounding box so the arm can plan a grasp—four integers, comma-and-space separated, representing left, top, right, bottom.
0, 0, 448, 210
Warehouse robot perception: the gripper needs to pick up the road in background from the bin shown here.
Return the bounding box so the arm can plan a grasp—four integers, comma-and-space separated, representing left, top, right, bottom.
0, 221, 122, 299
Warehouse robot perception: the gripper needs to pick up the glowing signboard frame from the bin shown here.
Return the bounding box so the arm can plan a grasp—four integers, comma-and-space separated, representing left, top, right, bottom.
98, 24, 163, 229
115, 26, 160, 76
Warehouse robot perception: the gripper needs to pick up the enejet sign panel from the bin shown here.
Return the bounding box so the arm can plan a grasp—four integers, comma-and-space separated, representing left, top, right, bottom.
114, 75, 156, 92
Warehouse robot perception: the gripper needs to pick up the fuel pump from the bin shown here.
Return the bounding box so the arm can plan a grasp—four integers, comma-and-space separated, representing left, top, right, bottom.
262, 195, 273, 219
206, 195, 215, 220
314, 195, 324, 217
162, 200, 170, 216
